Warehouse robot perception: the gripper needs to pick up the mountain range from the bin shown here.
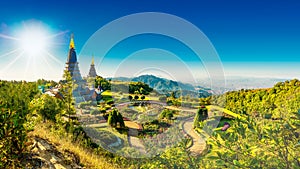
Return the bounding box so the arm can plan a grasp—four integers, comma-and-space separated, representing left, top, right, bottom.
111, 75, 211, 98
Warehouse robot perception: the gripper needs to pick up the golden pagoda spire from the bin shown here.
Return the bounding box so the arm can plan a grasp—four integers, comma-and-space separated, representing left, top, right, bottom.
69, 33, 75, 49
91, 55, 95, 65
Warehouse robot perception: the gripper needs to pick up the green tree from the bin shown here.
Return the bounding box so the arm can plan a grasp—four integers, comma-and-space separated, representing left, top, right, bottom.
128, 95, 133, 101
199, 97, 211, 106
134, 95, 139, 100
60, 70, 76, 122
95, 75, 111, 90
117, 111, 125, 128
193, 106, 208, 128
29, 94, 62, 122
170, 91, 176, 99
107, 109, 125, 128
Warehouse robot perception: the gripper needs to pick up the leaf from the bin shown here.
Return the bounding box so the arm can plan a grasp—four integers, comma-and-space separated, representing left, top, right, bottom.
207, 155, 220, 160
216, 151, 222, 158
233, 160, 240, 166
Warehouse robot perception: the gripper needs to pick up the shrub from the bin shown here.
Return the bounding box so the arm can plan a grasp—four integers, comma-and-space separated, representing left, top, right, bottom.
134, 95, 139, 100
0, 81, 38, 168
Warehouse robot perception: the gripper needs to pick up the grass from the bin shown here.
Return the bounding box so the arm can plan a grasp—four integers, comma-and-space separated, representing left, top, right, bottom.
102, 90, 112, 96
96, 130, 120, 145
206, 105, 246, 120
99, 127, 128, 141
165, 106, 181, 111
135, 106, 147, 112
29, 122, 121, 169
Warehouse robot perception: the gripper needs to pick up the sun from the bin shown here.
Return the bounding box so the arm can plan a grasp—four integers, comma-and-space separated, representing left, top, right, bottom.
19, 27, 48, 56
0, 20, 67, 80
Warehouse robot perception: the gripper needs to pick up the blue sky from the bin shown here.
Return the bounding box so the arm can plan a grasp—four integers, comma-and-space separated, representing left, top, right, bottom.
0, 0, 299, 81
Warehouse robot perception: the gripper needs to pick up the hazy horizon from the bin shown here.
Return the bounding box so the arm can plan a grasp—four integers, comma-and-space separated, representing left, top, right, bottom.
0, 1, 299, 83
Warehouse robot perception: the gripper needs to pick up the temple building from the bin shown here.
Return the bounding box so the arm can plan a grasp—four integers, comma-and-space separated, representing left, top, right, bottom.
64, 34, 91, 103
88, 56, 97, 77
66, 34, 84, 82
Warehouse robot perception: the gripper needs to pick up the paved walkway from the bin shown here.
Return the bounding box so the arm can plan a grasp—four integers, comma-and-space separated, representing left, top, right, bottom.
127, 128, 146, 155
182, 118, 206, 155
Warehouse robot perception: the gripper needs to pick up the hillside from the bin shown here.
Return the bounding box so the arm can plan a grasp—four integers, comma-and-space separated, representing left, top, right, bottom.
199, 79, 300, 168
210, 79, 300, 119
130, 75, 210, 97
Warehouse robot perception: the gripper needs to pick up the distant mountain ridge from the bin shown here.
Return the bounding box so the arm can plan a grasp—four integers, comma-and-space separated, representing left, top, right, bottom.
132, 75, 195, 91
111, 74, 211, 98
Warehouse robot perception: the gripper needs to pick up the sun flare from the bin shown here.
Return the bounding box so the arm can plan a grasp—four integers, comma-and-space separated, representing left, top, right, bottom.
19, 28, 48, 56
0, 20, 66, 80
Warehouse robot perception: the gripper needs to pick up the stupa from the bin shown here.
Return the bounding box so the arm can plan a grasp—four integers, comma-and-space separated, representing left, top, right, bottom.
88, 56, 97, 77
64, 34, 90, 103
65, 34, 84, 82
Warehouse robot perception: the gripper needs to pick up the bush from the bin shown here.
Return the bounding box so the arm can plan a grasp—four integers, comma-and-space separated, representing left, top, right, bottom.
134, 95, 139, 100
0, 81, 38, 168
128, 95, 133, 101
106, 99, 114, 105
160, 109, 175, 120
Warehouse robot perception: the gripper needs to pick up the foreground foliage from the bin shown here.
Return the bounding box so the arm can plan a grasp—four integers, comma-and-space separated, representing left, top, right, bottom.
202, 115, 300, 168
211, 79, 300, 119
200, 79, 300, 168
0, 81, 38, 167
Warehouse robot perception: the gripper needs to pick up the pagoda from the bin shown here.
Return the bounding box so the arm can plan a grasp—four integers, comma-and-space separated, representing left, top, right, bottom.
88, 56, 97, 77
65, 34, 84, 82
64, 34, 90, 103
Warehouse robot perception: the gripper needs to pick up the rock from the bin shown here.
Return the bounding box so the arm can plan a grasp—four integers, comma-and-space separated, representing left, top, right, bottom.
54, 163, 67, 169
31, 146, 39, 153
22, 137, 82, 169
37, 140, 51, 151
50, 154, 62, 164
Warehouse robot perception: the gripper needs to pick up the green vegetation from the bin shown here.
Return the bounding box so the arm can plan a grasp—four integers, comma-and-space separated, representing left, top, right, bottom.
107, 108, 125, 128
207, 105, 244, 119
129, 81, 153, 95
95, 76, 111, 90
29, 94, 63, 122
201, 115, 300, 168
193, 106, 208, 128
131, 74, 211, 98
198, 79, 300, 168
210, 79, 300, 119
0, 80, 39, 167
159, 109, 176, 120
1, 78, 300, 168
61, 70, 76, 121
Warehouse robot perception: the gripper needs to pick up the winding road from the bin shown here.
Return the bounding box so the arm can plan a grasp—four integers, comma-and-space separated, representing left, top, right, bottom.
118, 101, 207, 155
182, 117, 206, 155
79, 101, 207, 156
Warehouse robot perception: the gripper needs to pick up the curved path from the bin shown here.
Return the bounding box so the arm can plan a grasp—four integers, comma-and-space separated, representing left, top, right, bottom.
182, 117, 206, 155
115, 100, 167, 108
80, 102, 207, 156
125, 121, 147, 154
